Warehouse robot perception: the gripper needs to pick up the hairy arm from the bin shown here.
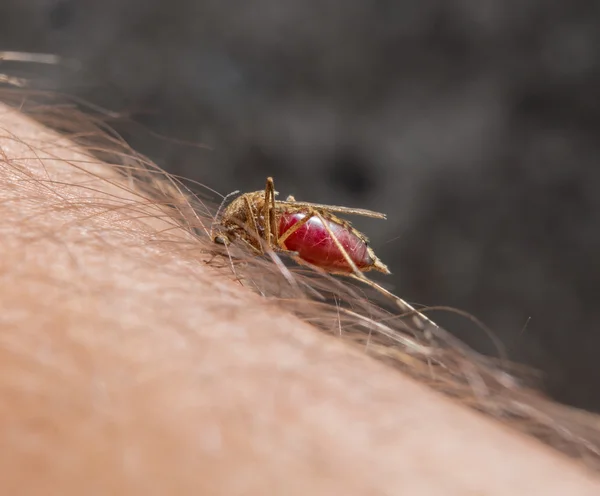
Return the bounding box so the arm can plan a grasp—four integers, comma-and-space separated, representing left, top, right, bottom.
0, 102, 598, 495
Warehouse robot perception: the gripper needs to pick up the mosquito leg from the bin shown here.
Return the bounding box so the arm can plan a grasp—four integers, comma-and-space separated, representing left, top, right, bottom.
277, 212, 314, 246
261, 178, 272, 248
308, 210, 438, 331
347, 273, 438, 330
264, 177, 278, 246
310, 209, 364, 276
265, 212, 315, 263
256, 178, 303, 288
277, 209, 364, 275
259, 176, 282, 252
241, 195, 264, 254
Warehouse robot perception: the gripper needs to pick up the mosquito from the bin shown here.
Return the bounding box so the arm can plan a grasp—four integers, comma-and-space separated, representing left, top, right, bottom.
212, 177, 439, 331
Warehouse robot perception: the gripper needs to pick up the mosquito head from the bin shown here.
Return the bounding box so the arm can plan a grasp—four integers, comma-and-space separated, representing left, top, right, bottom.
213, 234, 230, 245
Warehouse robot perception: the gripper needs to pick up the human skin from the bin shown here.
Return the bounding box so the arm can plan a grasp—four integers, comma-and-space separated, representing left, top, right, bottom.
0, 102, 599, 495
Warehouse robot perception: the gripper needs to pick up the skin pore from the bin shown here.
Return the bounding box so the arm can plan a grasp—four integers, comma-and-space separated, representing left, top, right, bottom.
0, 100, 599, 495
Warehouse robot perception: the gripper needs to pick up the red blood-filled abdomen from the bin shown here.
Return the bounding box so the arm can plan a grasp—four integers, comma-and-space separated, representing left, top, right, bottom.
278, 212, 373, 273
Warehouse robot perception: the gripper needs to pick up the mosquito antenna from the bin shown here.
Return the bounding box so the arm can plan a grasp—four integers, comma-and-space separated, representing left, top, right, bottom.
210, 189, 240, 238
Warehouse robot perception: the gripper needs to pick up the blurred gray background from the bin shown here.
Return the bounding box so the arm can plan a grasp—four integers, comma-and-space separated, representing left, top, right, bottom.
1, 0, 599, 410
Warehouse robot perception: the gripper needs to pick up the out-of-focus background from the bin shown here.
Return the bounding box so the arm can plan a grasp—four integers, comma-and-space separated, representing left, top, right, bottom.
1, 0, 599, 410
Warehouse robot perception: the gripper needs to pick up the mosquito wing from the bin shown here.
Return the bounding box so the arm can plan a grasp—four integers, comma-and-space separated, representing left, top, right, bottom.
277, 200, 387, 220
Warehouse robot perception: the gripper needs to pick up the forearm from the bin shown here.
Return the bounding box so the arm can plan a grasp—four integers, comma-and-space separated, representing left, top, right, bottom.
0, 102, 598, 495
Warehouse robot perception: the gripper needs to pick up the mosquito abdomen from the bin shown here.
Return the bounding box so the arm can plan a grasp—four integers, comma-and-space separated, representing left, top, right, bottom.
279, 212, 374, 273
